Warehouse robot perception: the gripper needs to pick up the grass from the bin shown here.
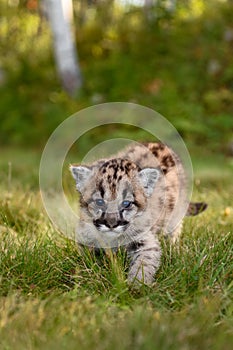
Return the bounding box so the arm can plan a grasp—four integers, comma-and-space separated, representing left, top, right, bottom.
0, 147, 233, 349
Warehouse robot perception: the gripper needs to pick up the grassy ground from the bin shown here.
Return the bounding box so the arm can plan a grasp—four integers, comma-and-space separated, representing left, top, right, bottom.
0, 147, 232, 349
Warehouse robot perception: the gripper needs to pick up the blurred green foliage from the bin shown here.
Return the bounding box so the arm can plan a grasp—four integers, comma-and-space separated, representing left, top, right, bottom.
0, 0, 233, 152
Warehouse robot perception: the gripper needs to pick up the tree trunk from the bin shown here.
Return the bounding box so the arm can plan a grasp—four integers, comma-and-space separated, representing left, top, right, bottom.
144, 0, 155, 22
167, 0, 176, 13
47, 0, 82, 96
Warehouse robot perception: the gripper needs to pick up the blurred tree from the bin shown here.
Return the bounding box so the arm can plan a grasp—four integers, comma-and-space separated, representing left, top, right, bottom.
144, 0, 154, 8
144, 0, 176, 22
144, 0, 154, 21
167, 0, 176, 13
45, 0, 82, 96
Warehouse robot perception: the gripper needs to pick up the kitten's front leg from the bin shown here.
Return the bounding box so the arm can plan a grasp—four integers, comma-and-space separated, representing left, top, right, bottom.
127, 232, 161, 285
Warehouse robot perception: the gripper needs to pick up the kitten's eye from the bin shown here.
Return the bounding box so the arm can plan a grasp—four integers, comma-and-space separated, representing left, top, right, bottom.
122, 200, 132, 209
95, 199, 105, 207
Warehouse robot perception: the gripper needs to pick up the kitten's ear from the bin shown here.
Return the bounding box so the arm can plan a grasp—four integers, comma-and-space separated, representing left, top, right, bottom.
70, 165, 92, 193
138, 168, 160, 197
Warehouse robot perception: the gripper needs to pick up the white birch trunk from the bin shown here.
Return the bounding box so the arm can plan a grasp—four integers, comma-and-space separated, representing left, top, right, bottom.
144, 0, 155, 21
144, 0, 154, 7
167, 0, 176, 13
47, 0, 82, 96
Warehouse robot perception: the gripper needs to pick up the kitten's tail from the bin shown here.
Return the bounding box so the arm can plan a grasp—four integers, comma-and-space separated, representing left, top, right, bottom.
186, 202, 208, 216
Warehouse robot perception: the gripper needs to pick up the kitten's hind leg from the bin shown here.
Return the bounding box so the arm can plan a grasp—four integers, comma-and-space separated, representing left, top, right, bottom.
163, 221, 183, 244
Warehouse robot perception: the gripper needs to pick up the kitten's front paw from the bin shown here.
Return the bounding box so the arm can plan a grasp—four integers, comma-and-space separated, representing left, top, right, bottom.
127, 266, 154, 286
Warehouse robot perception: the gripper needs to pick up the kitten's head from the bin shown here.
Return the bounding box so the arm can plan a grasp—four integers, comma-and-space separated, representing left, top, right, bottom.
70, 158, 160, 235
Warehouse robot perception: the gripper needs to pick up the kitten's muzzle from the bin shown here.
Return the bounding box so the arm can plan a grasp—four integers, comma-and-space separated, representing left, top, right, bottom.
93, 214, 129, 231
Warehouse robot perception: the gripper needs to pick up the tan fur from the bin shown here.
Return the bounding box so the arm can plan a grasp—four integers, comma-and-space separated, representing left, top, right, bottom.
70, 142, 206, 285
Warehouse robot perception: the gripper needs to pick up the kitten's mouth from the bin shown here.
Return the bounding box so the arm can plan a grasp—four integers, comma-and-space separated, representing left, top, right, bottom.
93, 220, 129, 233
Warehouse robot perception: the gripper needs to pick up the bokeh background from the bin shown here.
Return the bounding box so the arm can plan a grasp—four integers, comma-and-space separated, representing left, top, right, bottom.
0, 0, 233, 155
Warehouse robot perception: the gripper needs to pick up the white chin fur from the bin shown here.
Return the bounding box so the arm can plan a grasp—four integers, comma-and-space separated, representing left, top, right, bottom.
97, 225, 111, 232
97, 224, 128, 234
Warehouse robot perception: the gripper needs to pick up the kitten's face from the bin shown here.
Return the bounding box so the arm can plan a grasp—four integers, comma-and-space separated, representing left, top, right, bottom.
84, 180, 142, 234
70, 159, 160, 235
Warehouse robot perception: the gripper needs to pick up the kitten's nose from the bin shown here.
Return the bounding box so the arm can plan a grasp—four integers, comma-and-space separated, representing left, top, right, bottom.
105, 214, 129, 229
106, 214, 118, 228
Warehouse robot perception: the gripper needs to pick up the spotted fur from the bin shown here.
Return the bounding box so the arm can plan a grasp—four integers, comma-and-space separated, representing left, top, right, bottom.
70, 142, 207, 285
